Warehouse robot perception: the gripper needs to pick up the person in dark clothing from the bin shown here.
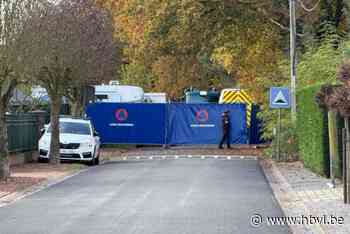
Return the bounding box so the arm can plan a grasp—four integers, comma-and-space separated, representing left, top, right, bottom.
219, 110, 231, 149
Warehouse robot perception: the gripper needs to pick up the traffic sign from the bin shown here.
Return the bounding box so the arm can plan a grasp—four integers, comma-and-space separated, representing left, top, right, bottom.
270, 87, 291, 109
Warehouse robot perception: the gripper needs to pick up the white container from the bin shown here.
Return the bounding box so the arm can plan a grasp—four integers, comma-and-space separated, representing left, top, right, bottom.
32, 86, 48, 100
95, 85, 144, 103
143, 93, 167, 103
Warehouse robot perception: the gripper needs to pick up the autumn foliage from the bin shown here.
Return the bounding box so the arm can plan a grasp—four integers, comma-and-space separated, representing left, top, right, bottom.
97, 0, 348, 102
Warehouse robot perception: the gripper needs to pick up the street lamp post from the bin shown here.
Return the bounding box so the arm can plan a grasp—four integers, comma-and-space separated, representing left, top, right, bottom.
289, 0, 297, 123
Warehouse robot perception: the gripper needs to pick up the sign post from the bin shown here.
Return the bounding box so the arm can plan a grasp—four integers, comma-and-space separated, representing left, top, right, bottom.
342, 128, 348, 203
344, 120, 350, 204
270, 87, 291, 161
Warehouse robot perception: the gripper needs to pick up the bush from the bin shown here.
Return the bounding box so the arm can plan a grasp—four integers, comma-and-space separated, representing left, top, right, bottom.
258, 108, 298, 161
297, 84, 329, 176
298, 38, 342, 87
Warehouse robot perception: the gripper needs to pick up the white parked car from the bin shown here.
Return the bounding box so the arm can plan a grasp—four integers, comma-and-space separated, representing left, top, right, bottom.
38, 117, 101, 165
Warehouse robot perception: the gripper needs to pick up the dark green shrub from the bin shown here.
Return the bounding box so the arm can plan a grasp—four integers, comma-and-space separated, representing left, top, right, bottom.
259, 108, 298, 161
297, 84, 330, 176
266, 123, 298, 161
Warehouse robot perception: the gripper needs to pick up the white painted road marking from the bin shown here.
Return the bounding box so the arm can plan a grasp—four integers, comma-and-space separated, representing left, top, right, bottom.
121, 155, 257, 161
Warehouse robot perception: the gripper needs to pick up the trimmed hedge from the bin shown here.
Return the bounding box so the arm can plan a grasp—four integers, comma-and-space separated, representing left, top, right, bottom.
297, 84, 329, 176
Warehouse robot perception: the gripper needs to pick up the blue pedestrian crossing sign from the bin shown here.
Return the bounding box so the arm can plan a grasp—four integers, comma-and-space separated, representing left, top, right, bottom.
270, 87, 291, 109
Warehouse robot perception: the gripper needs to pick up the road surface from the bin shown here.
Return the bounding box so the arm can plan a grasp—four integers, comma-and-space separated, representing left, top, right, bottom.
0, 157, 290, 234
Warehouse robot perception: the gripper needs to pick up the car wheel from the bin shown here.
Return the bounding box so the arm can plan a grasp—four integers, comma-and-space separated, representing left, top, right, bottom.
94, 148, 100, 165
88, 148, 98, 166
95, 155, 100, 165
87, 157, 95, 166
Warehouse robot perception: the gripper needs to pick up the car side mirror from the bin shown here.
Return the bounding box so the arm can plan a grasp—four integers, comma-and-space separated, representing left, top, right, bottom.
93, 131, 99, 137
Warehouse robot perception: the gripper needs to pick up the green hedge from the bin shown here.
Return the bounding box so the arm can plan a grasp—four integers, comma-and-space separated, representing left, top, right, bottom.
297, 84, 329, 176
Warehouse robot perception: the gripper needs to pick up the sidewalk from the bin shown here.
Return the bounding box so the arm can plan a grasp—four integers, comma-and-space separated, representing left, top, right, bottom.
0, 163, 86, 206
261, 158, 350, 234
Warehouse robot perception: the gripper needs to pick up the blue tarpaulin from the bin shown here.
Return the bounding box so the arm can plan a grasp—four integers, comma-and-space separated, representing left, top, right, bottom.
248, 105, 264, 145
86, 103, 248, 145
167, 104, 247, 145
86, 103, 166, 144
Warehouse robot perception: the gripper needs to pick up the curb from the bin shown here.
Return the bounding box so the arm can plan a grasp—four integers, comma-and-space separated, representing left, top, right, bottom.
259, 157, 326, 234
0, 168, 89, 208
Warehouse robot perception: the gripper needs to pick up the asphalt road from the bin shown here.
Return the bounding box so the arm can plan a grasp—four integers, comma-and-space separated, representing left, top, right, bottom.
0, 158, 290, 234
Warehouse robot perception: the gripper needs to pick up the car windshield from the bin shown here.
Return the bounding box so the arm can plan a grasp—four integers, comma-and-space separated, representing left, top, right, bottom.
47, 122, 91, 135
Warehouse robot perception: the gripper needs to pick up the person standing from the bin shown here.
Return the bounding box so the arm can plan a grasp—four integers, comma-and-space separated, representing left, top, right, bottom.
219, 110, 231, 149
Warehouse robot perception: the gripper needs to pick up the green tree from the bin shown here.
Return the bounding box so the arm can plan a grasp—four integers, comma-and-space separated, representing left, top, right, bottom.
98, 0, 349, 102
298, 38, 343, 88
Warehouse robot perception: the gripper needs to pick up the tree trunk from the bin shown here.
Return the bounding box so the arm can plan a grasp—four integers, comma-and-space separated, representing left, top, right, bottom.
70, 100, 83, 117
49, 94, 61, 164
0, 98, 10, 179
69, 87, 83, 117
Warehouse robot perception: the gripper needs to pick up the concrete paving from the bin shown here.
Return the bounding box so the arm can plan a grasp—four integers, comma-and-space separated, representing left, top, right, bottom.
0, 158, 290, 234
261, 160, 350, 234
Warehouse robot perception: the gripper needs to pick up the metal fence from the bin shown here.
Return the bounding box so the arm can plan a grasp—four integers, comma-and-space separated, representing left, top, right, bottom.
6, 113, 42, 153
5, 106, 72, 153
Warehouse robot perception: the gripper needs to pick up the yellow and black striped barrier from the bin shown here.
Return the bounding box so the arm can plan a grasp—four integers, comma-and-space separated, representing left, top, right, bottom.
220, 89, 253, 128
